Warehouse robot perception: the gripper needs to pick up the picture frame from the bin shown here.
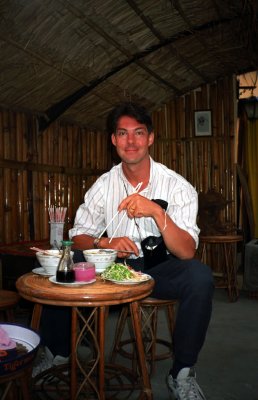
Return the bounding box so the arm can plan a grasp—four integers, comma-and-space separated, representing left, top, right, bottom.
194, 110, 212, 136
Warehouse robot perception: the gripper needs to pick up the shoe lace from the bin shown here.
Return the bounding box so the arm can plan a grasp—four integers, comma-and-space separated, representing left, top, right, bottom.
176, 376, 204, 400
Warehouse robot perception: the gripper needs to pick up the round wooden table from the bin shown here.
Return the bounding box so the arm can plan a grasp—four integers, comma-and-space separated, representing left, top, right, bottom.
16, 273, 154, 400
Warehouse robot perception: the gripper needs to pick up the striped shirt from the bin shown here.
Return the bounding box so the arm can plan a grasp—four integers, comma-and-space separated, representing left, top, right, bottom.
69, 157, 200, 258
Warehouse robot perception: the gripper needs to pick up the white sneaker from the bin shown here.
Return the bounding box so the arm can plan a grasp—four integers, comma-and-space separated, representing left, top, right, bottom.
167, 368, 206, 400
32, 346, 69, 378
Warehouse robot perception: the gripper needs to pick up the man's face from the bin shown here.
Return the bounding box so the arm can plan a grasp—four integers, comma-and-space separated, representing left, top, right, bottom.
111, 116, 154, 165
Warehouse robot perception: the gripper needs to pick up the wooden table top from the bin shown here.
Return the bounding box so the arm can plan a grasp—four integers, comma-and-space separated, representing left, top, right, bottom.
0, 240, 49, 257
16, 273, 154, 307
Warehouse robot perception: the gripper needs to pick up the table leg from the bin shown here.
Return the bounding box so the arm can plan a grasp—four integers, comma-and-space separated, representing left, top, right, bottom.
98, 306, 106, 400
223, 243, 239, 302
30, 303, 42, 331
71, 307, 77, 400
130, 301, 153, 400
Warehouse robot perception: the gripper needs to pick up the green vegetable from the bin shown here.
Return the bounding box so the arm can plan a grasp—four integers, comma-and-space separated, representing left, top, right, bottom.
101, 262, 134, 281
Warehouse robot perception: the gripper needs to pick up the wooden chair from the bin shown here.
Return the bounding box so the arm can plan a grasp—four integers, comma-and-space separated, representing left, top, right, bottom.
0, 290, 33, 399
0, 367, 32, 400
0, 290, 20, 322
110, 297, 177, 375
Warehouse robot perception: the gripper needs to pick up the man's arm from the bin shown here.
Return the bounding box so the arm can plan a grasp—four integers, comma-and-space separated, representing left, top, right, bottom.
72, 234, 97, 250
72, 234, 139, 257
119, 193, 197, 260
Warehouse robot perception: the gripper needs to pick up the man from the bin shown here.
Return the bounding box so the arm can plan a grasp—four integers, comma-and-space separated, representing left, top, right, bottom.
69, 102, 214, 400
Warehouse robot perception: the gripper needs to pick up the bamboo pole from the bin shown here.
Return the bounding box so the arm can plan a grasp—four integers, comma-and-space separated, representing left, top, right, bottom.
0, 112, 4, 242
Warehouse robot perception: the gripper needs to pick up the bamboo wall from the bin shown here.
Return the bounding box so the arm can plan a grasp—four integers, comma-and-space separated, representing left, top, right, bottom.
0, 75, 238, 245
0, 114, 112, 243
150, 76, 238, 234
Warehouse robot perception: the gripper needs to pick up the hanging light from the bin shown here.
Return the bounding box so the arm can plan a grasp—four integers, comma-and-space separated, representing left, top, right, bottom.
242, 95, 258, 119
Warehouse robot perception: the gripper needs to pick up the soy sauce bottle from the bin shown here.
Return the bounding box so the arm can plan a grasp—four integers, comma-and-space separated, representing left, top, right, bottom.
56, 240, 75, 283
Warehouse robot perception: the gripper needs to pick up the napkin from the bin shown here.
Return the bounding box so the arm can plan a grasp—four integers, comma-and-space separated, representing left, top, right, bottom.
0, 326, 16, 350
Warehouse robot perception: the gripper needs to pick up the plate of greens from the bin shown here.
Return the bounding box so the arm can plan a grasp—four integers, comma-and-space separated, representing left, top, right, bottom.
101, 262, 152, 285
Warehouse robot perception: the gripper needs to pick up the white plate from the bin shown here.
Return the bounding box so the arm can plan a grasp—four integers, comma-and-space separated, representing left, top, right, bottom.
104, 273, 152, 285
49, 276, 96, 286
32, 267, 54, 276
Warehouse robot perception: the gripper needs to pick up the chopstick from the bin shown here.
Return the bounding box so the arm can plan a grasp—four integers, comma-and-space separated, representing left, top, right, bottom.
30, 247, 62, 257
98, 182, 143, 240
97, 209, 120, 239
109, 182, 143, 243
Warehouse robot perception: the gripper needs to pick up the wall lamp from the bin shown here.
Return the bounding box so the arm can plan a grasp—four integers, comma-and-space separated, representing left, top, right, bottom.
240, 96, 258, 120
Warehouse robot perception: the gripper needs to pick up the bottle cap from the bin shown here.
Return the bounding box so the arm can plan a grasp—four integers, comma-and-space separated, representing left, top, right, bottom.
61, 240, 74, 246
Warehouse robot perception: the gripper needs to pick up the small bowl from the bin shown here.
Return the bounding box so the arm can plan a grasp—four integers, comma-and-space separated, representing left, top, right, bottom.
83, 249, 117, 274
36, 250, 74, 275
73, 262, 96, 282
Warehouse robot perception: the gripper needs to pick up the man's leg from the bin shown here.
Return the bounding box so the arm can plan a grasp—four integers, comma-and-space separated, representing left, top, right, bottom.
148, 256, 214, 367
40, 305, 71, 357
147, 256, 214, 399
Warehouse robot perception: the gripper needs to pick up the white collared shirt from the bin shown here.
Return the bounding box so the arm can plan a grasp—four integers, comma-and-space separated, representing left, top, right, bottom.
69, 157, 200, 257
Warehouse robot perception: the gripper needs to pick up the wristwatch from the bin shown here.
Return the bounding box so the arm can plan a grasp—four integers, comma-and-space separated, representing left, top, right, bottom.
93, 238, 101, 249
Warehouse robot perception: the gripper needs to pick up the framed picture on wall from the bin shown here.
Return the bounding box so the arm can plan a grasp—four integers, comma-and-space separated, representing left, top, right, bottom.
194, 110, 212, 136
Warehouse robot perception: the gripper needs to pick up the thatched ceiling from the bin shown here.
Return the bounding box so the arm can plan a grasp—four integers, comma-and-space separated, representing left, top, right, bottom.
0, 0, 258, 131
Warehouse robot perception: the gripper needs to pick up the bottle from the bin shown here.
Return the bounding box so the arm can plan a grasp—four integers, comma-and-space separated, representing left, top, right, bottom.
56, 240, 75, 283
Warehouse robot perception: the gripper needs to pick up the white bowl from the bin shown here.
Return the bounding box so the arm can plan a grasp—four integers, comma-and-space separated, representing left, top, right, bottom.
36, 250, 74, 275
83, 249, 117, 273
0, 323, 40, 376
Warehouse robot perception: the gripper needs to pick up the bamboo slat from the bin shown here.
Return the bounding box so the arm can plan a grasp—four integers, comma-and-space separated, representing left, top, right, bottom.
3, 169, 12, 243
0, 113, 4, 242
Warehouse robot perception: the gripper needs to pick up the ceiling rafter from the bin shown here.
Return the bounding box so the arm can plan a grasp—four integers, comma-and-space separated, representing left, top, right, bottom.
65, 2, 180, 93
125, 0, 210, 83
1, 1, 256, 131
172, 0, 232, 71
37, 12, 246, 132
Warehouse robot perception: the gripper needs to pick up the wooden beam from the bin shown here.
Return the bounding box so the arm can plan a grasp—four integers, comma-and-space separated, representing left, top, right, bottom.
0, 158, 107, 176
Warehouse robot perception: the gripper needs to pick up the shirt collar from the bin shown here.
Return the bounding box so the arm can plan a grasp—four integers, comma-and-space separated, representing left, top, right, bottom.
119, 156, 153, 193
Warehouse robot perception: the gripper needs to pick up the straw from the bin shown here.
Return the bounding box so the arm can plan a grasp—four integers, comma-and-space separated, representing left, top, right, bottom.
48, 206, 67, 223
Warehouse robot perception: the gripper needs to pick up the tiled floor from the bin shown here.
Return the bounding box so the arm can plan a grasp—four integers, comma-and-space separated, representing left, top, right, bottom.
2, 288, 258, 399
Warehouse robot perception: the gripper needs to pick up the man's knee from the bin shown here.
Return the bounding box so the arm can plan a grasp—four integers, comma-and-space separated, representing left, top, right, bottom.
184, 259, 214, 295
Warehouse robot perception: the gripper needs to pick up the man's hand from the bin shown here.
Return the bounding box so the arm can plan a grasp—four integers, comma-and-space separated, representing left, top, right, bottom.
99, 236, 139, 258
118, 193, 161, 219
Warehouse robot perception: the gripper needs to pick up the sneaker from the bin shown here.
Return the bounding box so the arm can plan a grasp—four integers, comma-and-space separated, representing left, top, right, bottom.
167, 367, 206, 400
32, 346, 69, 378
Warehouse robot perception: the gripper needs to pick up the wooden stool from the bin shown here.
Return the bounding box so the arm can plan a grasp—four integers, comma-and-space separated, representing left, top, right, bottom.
199, 235, 243, 302
0, 290, 20, 322
0, 366, 32, 400
110, 297, 177, 375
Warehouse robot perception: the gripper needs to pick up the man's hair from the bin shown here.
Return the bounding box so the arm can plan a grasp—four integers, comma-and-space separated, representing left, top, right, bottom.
106, 102, 153, 135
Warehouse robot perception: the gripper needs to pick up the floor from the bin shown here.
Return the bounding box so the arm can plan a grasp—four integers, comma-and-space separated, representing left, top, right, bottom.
105, 288, 258, 400
2, 288, 258, 400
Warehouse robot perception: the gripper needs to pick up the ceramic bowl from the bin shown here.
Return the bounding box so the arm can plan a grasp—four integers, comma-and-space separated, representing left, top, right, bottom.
36, 250, 74, 275
0, 323, 40, 376
83, 249, 117, 273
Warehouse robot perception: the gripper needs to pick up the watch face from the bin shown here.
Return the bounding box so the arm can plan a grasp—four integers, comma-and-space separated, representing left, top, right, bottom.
93, 238, 100, 248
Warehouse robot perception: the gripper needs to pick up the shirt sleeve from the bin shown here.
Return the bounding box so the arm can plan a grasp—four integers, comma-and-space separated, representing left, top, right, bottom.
168, 183, 200, 248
